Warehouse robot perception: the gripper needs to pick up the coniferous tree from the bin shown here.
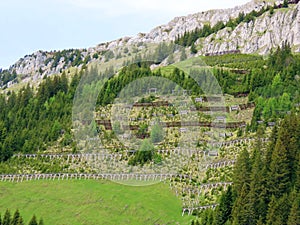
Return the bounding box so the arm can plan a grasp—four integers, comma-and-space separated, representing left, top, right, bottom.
232, 184, 253, 225
266, 194, 291, 225
247, 149, 268, 223
2, 210, 10, 225
28, 215, 38, 225
233, 149, 251, 195
287, 193, 300, 225
150, 123, 164, 143
38, 218, 44, 225
11, 210, 21, 225
191, 43, 198, 54
215, 185, 233, 225
256, 217, 264, 225
269, 138, 291, 198
17, 216, 24, 225
296, 157, 300, 192
180, 48, 187, 61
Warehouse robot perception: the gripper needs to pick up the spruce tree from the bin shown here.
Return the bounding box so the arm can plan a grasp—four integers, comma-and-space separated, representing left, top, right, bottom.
2, 209, 11, 225
11, 210, 21, 225
269, 138, 291, 198
256, 217, 264, 225
17, 216, 24, 225
190, 43, 198, 54
232, 184, 253, 225
247, 149, 268, 223
215, 185, 233, 225
266, 195, 278, 225
180, 48, 187, 61
287, 193, 300, 225
38, 218, 44, 225
150, 123, 164, 143
266, 194, 291, 225
296, 157, 300, 192
233, 148, 251, 195
28, 215, 38, 225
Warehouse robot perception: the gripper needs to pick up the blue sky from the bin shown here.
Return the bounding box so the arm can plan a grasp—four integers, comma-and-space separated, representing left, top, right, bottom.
0, 0, 250, 69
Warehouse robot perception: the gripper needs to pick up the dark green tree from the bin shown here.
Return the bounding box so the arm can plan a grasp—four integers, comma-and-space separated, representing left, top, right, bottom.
150, 123, 164, 144
128, 139, 155, 166
180, 48, 187, 61
215, 185, 233, 225
190, 43, 198, 54
38, 218, 44, 225
2, 209, 10, 225
232, 184, 253, 225
11, 210, 21, 225
287, 193, 300, 225
233, 148, 251, 195
269, 138, 291, 198
266, 194, 291, 225
28, 215, 38, 225
17, 216, 24, 225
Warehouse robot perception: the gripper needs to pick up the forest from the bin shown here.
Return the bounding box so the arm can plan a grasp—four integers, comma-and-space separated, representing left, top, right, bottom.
192, 112, 300, 225
0, 42, 299, 224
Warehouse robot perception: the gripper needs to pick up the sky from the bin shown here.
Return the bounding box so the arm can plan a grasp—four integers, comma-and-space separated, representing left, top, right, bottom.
0, 0, 250, 69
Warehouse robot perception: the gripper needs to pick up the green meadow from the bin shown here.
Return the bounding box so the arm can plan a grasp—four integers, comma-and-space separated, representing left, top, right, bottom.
0, 180, 192, 225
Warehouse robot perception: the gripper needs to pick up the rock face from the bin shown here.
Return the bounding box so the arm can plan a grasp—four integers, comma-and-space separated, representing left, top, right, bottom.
199, 2, 300, 55
4, 0, 300, 82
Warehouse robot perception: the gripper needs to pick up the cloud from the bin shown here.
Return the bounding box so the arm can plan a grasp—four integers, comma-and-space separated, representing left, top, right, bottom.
63, 0, 250, 18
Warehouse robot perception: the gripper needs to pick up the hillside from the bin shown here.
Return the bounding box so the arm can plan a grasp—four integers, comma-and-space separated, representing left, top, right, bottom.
0, 180, 190, 225
0, 1, 299, 225
1, 0, 300, 89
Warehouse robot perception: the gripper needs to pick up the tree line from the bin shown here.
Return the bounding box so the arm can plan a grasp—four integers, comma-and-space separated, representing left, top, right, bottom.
192, 112, 300, 225
0, 209, 43, 225
0, 70, 82, 162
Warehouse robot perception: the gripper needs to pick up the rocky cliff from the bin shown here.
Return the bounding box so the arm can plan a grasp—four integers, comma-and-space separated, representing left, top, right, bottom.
2, 0, 300, 86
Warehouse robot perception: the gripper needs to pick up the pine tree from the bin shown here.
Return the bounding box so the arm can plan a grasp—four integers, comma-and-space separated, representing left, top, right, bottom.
266, 194, 291, 225
287, 193, 300, 225
180, 48, 187, 61
232, 184, 253, 225
256, 217, 264, 225
2, 209, 11, 225
296, 157, 300, 192
247, 149, 268, 223
190, 43, 198, 54
28, 215, 38, 225
17, 216, 24, 225
11, 210, 21, 225
233, 149, 251, 195
215, 186, 233, 225
150, 123, 164, 143
266, 195, 278, 225
269, 138, 291, 198
38, 218, 44, 225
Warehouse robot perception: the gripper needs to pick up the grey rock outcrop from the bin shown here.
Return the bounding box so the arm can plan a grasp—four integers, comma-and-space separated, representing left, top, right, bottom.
4, 0, 300, 84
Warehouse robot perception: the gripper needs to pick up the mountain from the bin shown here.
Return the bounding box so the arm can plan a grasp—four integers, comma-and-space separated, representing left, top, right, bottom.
1, 0, 300, 88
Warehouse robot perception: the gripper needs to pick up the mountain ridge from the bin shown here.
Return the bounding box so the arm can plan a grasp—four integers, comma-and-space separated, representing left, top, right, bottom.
1, 0, 299, 89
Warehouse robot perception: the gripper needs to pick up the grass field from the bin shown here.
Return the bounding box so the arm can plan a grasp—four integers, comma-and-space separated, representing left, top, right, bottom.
0, 180, 192, 225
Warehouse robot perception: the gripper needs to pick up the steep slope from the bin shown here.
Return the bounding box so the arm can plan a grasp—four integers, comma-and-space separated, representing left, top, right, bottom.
1, 0, 299, 88
199, 2, 300, 54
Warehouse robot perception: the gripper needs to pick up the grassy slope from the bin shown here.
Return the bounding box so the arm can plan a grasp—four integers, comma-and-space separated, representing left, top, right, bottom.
0, 180, 192, 225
